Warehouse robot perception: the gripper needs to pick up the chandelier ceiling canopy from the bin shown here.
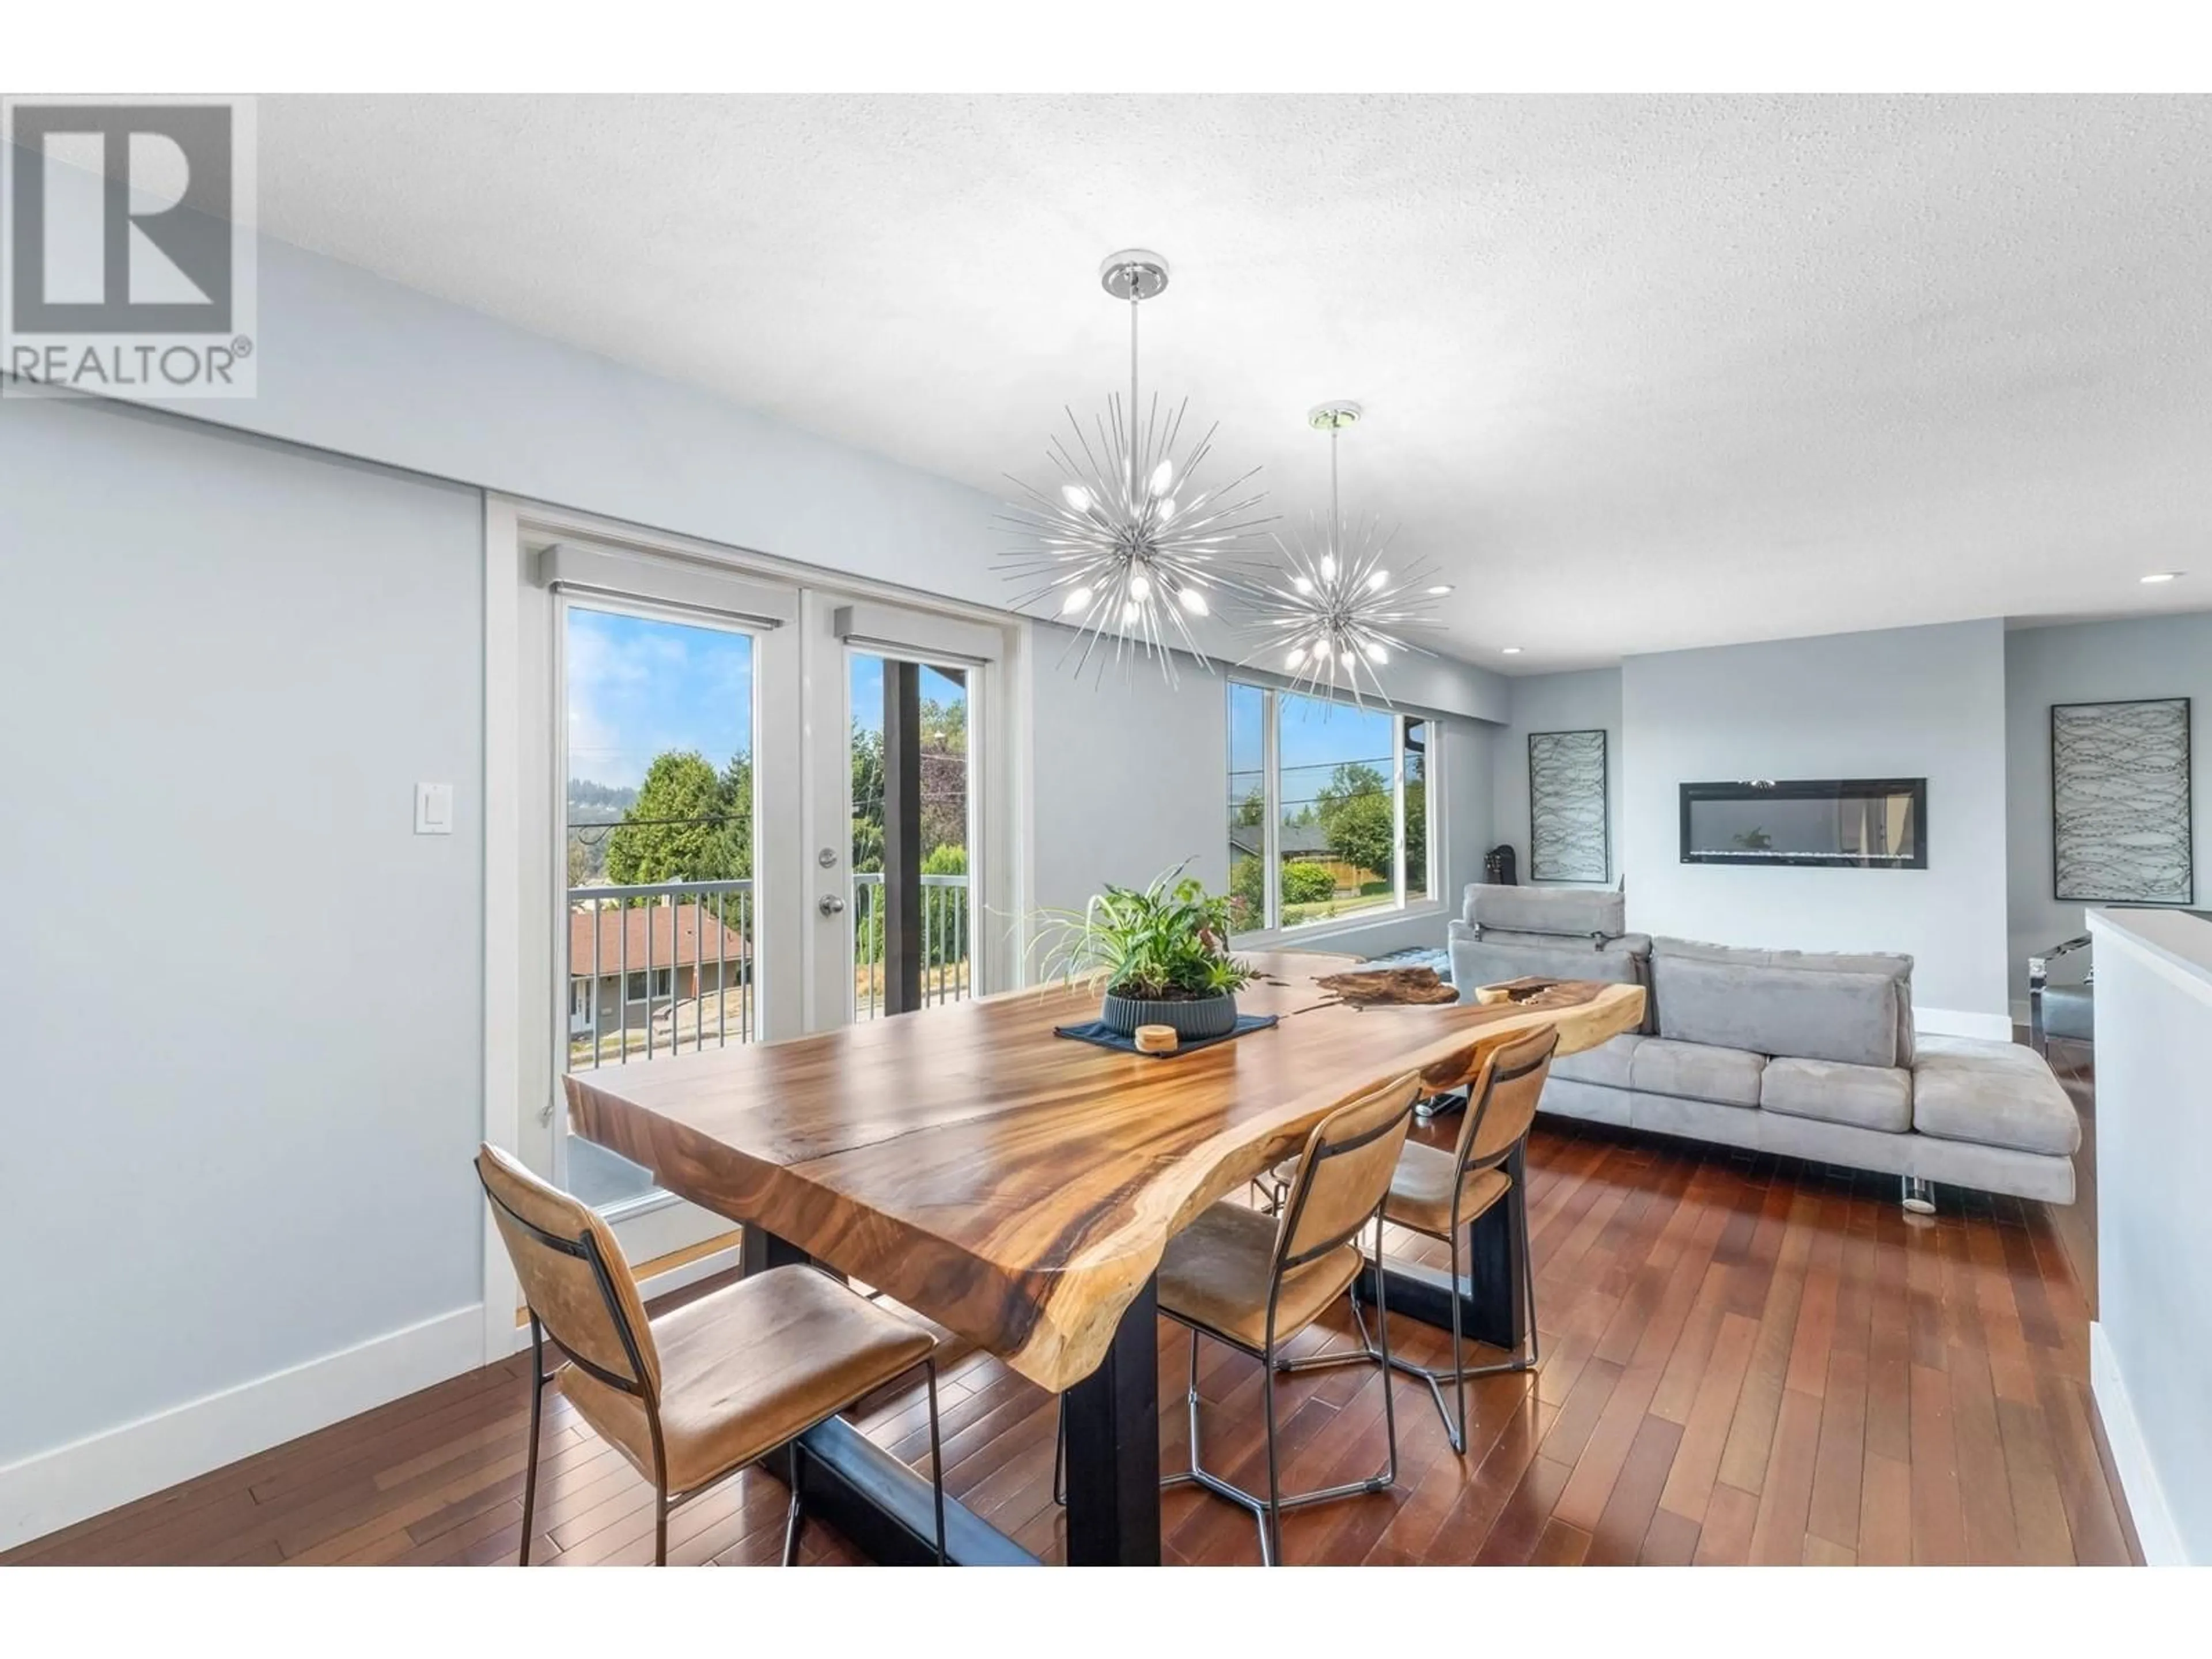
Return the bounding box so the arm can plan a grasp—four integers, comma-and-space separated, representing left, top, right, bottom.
997, 250, 1273, 685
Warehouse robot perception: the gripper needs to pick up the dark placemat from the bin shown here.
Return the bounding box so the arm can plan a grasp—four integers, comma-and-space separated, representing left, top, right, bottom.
1052, 1013, 1280, 1057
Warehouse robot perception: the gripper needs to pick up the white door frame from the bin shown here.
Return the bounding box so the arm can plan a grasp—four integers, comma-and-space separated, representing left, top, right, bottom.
479, 495, 1025, 1360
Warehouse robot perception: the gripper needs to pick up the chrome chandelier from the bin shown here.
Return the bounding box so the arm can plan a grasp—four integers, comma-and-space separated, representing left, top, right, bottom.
998, 250, 1272, 685
1242, 402, 1447, 707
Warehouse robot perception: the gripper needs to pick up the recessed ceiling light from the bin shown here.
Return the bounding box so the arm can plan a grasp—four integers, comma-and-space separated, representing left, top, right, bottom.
1501, 646, 1523, 656
2141, 571, 2183, 584
1426, 584, 1455, 596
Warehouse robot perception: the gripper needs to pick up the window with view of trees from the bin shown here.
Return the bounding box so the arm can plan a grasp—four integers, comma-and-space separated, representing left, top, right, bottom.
1226, 681, 1434, 936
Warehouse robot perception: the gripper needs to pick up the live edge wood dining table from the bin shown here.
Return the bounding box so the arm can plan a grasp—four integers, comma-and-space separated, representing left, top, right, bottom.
565, 952, 1644, 1566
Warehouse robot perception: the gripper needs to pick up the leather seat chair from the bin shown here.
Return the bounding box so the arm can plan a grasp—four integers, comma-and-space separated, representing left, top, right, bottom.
1271, 1025, 1558, 1453
1152, 1072, 1419, 1565
475, 1143, 946, 1566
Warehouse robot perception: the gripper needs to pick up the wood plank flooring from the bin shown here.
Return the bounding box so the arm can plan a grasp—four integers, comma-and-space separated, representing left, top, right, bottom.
5, 1112, 2134, 1567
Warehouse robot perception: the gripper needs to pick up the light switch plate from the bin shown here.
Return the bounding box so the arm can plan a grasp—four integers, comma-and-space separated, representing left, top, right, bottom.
415, 782, 453, 835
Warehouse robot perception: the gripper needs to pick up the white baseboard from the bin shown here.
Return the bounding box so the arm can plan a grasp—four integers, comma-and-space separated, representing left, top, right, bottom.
1914, 1006, 2015, 1041
0, 1303, 483, 1555
2089, 1321, 2187, 1565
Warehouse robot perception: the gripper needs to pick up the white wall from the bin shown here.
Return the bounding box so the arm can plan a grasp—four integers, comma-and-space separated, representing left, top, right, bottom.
2005, 613, 2212, 1012
1491, 668, 1624, 887
0, 396, 486, 1534
2085, 907, 2212, 1565
1620, 620, 2012, 1031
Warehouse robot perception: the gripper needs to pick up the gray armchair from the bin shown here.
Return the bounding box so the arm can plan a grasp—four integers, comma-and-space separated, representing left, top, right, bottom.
2027, 934, 2093, 1055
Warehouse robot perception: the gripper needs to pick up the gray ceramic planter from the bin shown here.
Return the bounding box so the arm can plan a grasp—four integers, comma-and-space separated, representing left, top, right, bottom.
1100, 989, 1238, 1041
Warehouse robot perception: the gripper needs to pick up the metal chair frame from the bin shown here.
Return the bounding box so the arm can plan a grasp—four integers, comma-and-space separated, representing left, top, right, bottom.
1272, 1036, 1554, 1455
2027, 932, 2093, 1058
480, 1171, 946, 1566
1052, 1100, 1412, 1564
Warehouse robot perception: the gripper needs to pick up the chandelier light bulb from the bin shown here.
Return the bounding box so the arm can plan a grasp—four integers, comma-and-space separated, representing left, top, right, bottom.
1121, 600, 1142, 624
1314, 639, 1333, 662
1128, 574, 1152, 601
1368, 569, 1390, 593
1157, 498, 1176, 523
1427, 584, 1454, 596
1293, 574, 1315, 596
1365, 642, 1389, 664
1061, 586, 1093, 615
1060, 484, 1093, 514
1179, 587, 1209, 616
1149, 459, 1175, 496
1320, 554, 1337, 582
1286, 646, 1306, 667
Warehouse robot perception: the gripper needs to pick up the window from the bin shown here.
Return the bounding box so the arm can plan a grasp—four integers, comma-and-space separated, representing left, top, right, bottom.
623, 967, 673, 1002
1226, 681, 1437, 936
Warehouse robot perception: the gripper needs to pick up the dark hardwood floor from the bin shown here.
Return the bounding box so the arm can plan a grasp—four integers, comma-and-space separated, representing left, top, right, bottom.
6, 1107, 2134, 1567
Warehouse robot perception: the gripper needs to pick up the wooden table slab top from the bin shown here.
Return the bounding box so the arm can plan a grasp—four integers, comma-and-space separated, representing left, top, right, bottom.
566, 953, 1643, 1393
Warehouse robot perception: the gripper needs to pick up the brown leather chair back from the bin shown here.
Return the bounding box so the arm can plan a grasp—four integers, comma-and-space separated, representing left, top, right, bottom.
476, 1143, 661, 1398
1275, 1071, 1420, 1268
1457, 1025, 1559, 1175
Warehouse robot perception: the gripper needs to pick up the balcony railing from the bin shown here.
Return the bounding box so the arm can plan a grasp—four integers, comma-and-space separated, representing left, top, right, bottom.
566, 872, 971, 1067
851, 872, 973, 1021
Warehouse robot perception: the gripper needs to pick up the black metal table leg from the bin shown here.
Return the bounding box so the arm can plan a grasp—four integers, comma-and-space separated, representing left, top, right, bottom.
1357, 1141, 1529, 1351
740, 1225, 1039, 1566
1060, 1275, 1162, 1566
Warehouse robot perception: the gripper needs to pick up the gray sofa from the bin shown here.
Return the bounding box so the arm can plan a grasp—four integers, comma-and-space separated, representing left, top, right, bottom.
1446, 885, 2080, 1206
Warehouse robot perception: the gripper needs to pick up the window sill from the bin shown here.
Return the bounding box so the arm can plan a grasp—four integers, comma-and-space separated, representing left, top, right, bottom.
1233, 899, 1448, 956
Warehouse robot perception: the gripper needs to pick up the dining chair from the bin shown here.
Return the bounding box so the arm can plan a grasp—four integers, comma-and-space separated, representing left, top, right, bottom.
475, 1143, 948, 1566
1272, 1025, 1559, 1453
1150, 1071, 1420, 1566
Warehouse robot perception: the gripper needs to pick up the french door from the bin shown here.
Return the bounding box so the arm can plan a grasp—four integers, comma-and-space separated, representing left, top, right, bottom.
512, 520, 1013, 1262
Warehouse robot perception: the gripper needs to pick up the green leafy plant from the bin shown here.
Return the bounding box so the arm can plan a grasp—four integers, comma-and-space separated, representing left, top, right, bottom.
1034, 863, 1257, 1002
1282, 861, 1338, 905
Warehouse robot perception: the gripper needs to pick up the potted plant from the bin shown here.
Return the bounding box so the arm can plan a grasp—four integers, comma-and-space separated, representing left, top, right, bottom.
1036, 864, 1258, 1040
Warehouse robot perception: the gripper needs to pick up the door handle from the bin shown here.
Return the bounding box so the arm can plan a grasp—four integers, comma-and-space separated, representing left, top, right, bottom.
818, 893, 847, 917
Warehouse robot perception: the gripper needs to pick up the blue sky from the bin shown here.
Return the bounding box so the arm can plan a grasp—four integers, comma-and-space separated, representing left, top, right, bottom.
565, 607, 968, 787
848, 656, 968, 737
566, 607, 753, 790
1230, 685, 1402, 813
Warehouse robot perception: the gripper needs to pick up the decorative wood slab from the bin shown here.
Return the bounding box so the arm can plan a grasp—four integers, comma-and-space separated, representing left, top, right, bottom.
566, 953, 1644, 1393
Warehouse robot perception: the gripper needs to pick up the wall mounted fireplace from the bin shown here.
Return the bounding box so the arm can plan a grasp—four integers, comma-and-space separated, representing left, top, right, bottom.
1679, 778, 1927, 869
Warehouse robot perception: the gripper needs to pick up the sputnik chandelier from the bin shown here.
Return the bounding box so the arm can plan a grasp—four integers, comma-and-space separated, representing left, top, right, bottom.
997, 250, 1273, 685
1242, 402, 1447, 707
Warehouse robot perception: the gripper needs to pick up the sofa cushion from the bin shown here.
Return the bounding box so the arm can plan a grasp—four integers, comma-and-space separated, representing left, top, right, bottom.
1448, 922, 1647, 998
1463, 883, 1626, 937
1630, 1037, 1765, 1108
1911, 1035, 2081, 1156
1760, 1055, 1913, 1134
1549, 1032, 1643, 1090
1652, 950, 1903, 1069
1653, 937, 1914, 1065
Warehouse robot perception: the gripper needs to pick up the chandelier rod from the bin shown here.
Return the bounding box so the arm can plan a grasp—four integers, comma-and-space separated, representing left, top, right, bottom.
1128, 286, 1141, 510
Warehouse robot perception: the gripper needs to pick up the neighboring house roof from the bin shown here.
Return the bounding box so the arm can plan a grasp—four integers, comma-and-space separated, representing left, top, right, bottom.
570, 900, 749, 974
1229, 821, 1335, 859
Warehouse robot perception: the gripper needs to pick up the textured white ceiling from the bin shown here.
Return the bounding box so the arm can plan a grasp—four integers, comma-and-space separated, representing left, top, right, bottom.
256, 94, 2212, 672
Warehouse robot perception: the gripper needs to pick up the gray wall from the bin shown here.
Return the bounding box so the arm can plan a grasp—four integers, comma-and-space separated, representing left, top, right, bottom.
1024, 626, 1498, 959
2004, 613, 2212, 1011
1620, 620, 2012, 1025
1491, 668, 1624, 887
0, 395, 485, 1464
178, 228, 1512, 726
1025, 628, 1232, 926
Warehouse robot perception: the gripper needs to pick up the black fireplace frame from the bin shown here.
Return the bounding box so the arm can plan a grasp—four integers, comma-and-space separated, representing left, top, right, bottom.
1678, 777, 1928, 870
